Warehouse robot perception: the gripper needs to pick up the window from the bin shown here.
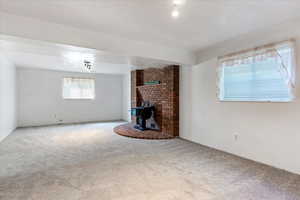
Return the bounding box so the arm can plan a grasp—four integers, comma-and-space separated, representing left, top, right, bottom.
218, 40, 296, 102
63, 78, 95, 99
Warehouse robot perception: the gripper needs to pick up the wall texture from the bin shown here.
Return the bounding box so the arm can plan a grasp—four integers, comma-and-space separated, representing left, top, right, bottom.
0, 55, 17, 142
17, 68, 124, 127
180, 36, 300, 174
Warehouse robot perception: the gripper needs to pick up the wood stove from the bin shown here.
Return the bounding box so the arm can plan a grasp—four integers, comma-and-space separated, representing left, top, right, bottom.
131, 101, 157, 131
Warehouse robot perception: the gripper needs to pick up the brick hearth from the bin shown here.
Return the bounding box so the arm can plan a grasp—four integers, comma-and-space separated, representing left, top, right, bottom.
114, 123, 174, 140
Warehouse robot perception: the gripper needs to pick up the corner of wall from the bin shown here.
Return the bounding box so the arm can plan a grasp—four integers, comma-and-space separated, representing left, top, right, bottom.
0, 55, 17, 143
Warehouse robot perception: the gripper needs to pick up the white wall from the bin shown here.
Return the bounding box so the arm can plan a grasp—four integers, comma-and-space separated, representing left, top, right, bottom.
17, 68, 124, 127
0, 55, 17, 142
180, 32, 300, 174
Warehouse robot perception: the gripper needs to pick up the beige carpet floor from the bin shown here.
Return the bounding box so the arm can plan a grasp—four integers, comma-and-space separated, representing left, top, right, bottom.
0, 122, 300, 200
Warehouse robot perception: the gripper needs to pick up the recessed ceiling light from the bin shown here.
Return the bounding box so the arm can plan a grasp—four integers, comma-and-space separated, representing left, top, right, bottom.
172, 0, 185, 18
173, 0, 182, 6
172, 9, 179, 18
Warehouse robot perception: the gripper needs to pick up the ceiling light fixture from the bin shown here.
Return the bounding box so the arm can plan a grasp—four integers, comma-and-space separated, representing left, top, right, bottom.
63, 52, 95, 72
172, 9, 179, 18
173, 0, 182, 6
84, 60, 93, 72
171, 0, 184, 18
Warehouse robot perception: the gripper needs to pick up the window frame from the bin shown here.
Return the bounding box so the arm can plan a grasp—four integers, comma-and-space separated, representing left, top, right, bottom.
62, 77, 96, 100
217, 40, 296, 103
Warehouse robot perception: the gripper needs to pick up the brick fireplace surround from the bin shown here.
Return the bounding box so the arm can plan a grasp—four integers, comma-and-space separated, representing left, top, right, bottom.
114, 65, 179, 139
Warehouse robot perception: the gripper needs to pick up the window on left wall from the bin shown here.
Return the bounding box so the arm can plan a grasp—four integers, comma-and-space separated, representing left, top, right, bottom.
63, 77, 95, 99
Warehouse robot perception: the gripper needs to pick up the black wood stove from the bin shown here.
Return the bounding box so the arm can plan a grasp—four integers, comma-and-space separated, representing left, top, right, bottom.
131, 101, 156, 131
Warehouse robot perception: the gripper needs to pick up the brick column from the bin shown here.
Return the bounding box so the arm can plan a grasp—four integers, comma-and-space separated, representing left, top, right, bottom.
131, 70, 143, 122
130, 66, 179, 137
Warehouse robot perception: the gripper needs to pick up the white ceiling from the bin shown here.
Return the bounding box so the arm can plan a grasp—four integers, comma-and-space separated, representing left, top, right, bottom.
1, 0, 300, 51
0, 35, 176, 74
